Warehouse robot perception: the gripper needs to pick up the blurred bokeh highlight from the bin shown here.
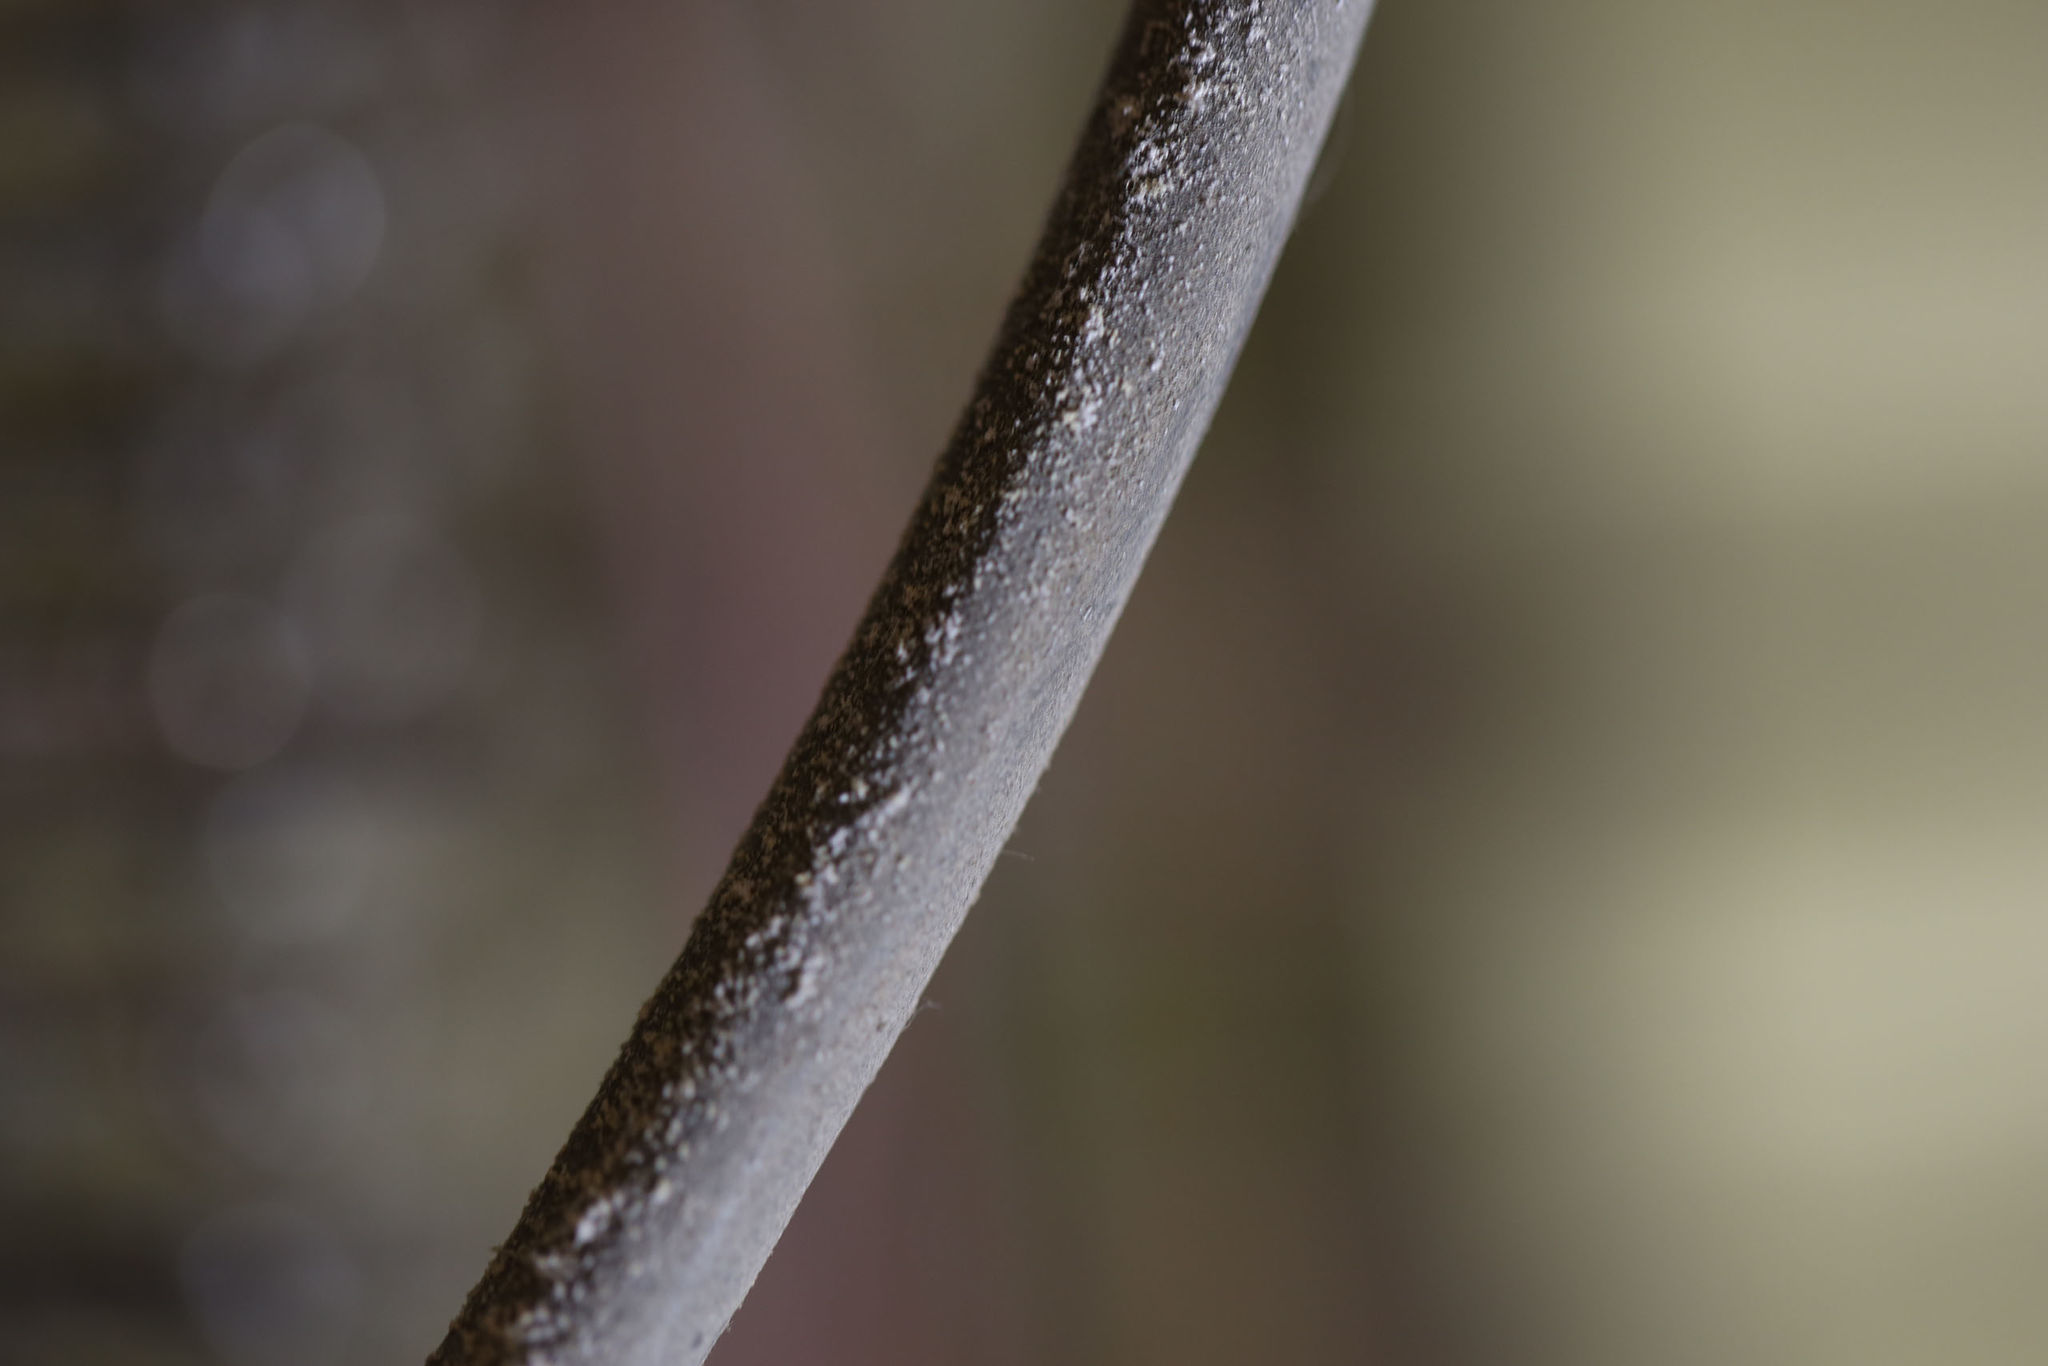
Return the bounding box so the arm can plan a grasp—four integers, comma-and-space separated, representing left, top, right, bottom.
4, 2, 2046, 1363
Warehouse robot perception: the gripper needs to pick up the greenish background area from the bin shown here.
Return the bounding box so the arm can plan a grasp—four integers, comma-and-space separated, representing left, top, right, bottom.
4, 2, 2046, 1363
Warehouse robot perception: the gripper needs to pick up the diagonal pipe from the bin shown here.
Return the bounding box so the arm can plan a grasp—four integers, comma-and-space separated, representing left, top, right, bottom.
429, 3, 1374, 1361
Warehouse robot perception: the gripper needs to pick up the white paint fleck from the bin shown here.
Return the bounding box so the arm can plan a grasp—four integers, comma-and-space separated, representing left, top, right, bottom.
573, 1195, 618, 1247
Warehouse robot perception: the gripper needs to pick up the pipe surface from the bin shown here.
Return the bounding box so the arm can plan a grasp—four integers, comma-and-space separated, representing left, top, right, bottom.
429, 3, 1374, 1361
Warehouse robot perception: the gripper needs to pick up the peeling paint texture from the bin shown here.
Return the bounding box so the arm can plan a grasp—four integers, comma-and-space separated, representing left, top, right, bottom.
427, 4, 1373, 1363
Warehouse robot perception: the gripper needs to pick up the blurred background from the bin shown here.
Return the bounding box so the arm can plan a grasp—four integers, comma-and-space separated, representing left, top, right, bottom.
4, 1, 2046, 1363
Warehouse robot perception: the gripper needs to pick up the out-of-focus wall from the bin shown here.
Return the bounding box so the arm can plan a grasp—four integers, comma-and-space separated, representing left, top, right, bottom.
4, 2, 2046, 1364
1, 4, 666, 1362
